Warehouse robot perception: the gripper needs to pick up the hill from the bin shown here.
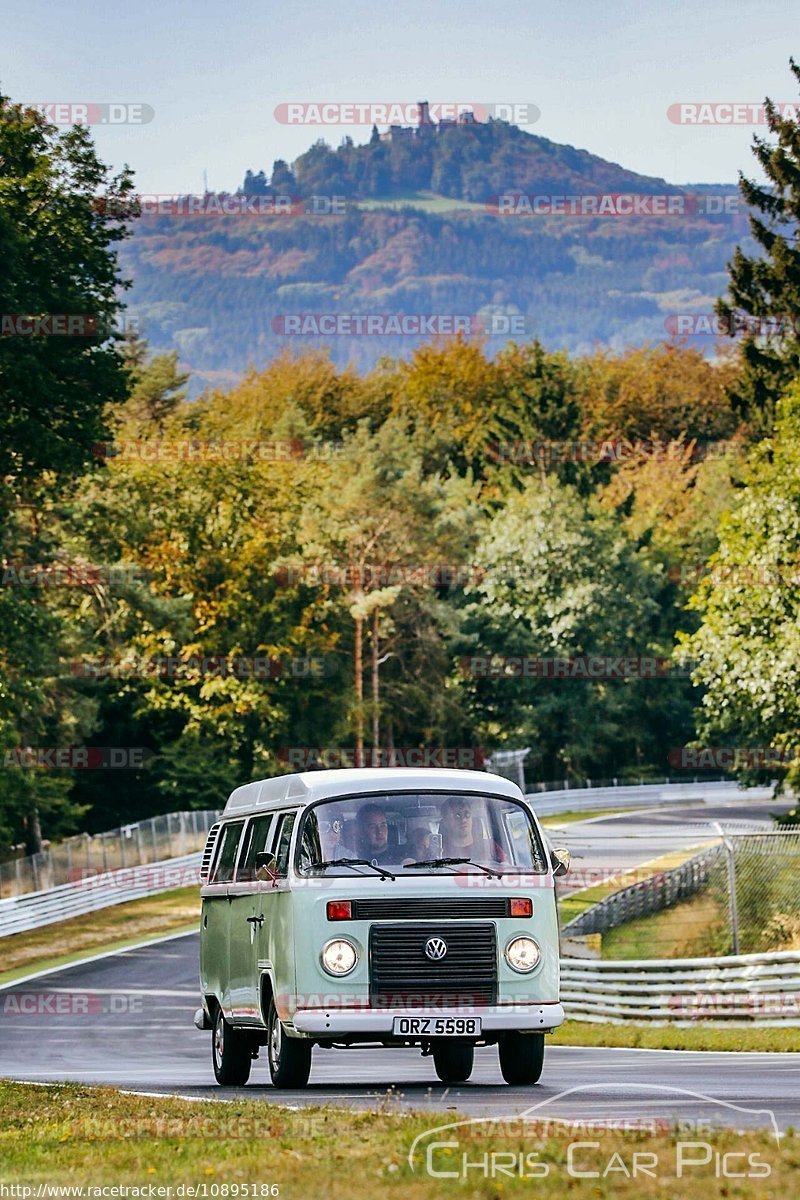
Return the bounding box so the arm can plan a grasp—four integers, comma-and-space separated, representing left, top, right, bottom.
118, 119, 749, 391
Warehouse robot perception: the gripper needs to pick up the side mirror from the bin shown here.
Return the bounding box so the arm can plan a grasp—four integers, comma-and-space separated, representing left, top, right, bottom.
551, 847, 570, 878
255, 851, 278, 879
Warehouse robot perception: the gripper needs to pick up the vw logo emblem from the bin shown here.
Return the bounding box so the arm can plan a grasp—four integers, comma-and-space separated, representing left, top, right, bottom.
424, 936, 448, 961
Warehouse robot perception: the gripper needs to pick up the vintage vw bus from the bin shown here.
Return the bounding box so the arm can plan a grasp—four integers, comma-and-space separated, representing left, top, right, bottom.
195, 767, 568, 1088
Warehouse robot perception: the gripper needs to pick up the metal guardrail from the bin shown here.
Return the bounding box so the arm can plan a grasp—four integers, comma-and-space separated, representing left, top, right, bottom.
561, 950, 800, 1024
562, 845, 723, 936
0, 853, 204, 938
525, 779, 775, 816
0, 810, 221, 898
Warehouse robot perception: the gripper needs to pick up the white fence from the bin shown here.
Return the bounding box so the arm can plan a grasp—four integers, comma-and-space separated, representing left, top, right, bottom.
561, 950, 800, 1025
525, 779, 775, 816
0, 853, 203, 938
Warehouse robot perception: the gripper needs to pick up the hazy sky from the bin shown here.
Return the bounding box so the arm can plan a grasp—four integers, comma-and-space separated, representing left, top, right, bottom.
4, 0, 798, 194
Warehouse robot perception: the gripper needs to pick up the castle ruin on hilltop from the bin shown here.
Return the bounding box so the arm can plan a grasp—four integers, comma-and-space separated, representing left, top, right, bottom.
379, 100, 478, 143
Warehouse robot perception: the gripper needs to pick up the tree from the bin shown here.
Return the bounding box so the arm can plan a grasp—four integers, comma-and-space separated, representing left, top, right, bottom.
678, 379, 800, 786
716, 60, 800, 433
270, 159, 297, 192
292, 418, 479, 762
458, 479, 670, 779
0, 94, 136, 488
0, 94, 135, 853
119, 334, 189, 428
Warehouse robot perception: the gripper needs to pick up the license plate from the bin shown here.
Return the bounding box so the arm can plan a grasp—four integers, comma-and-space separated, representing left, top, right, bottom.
392, 1016, 481, 1037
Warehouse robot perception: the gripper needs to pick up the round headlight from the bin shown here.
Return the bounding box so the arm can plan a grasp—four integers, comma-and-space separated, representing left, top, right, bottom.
505, 935, 541, 973
321, 938, 358, 976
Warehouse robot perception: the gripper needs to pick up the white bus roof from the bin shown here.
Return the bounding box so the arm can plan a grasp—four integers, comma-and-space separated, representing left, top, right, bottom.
222, 767, 521, 816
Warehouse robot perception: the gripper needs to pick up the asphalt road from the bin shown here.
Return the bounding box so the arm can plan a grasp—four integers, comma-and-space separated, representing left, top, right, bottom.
1, 933, 797, 1132
1, 797, 795, 1132
546, 798, 792, 892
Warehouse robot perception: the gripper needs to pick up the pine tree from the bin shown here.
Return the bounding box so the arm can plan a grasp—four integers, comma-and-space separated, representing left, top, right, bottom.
716, 59, 800, 433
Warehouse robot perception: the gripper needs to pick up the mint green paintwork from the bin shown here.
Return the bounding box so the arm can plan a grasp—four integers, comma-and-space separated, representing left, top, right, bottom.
199, 790, 561, 1034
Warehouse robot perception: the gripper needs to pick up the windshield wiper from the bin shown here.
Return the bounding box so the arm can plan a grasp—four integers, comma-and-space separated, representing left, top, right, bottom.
404, 857, 500, 878
314, 857, 395, 881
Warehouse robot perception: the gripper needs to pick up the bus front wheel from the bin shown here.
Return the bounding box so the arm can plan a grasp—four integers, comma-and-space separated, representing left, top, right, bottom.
212, 1007, 252, 1086
498, 1031, 545, 1085
267, 1000, 312, 1088
432, 1040, 474, 1083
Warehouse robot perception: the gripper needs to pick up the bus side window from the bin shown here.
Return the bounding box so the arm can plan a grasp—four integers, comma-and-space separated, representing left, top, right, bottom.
210, 821, 245, 884
237, 815, 274, 882
272, 813, 297, 876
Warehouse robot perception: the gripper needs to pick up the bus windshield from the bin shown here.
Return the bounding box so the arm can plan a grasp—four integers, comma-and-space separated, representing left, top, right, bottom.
296, 791, 547, 875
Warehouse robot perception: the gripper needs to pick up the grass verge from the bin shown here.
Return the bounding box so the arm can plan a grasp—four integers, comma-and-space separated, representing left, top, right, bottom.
539, 806, 641, 828
599, 891, 730, 959
0, 887, 200, 985
557, 843, 715, 929
551, 1019, 800, 1053
0, 1080, 794, 1194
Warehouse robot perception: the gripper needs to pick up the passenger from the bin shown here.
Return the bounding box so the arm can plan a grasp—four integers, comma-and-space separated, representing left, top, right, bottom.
355, 802, 395, 865
438, 795, 506, 863
404, 826, 433, 863
319, 812, 346, 860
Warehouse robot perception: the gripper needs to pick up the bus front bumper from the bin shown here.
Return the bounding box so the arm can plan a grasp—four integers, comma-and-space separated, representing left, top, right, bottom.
290, 1002, 565, 1037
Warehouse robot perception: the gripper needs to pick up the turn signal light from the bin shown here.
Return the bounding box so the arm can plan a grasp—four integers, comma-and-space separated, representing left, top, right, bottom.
327, 900, 353, 920
509, 898, 533, 918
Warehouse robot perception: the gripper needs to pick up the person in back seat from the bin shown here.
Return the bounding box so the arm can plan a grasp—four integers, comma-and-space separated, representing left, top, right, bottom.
354, 802, 396, 865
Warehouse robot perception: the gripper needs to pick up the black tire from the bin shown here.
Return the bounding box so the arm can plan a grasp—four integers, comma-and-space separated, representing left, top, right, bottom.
432, 1040, 474, 1083
267, 1000, 312, 1088
212, 1006, 252, 1086
498, 1032, 545, 1085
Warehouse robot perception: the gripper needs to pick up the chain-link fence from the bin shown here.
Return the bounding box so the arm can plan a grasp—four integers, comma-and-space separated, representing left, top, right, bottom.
708, 830, 800, 955
558, 829, 800, 959
0, 810, 221, 899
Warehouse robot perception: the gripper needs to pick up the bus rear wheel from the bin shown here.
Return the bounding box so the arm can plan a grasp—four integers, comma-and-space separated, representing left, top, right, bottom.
432, 1040, 474, 1083
498, 1032, 545, 1085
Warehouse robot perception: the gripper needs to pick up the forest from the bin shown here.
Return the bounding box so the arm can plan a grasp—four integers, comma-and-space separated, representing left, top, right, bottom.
3, 71, 800, 853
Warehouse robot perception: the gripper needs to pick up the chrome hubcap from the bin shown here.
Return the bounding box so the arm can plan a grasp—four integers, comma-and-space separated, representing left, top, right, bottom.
269, 1013, 281, 1069
214, 1017, 224, 1065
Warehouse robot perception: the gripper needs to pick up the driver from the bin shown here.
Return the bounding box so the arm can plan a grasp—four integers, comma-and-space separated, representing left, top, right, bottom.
438, 795, 506, 863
